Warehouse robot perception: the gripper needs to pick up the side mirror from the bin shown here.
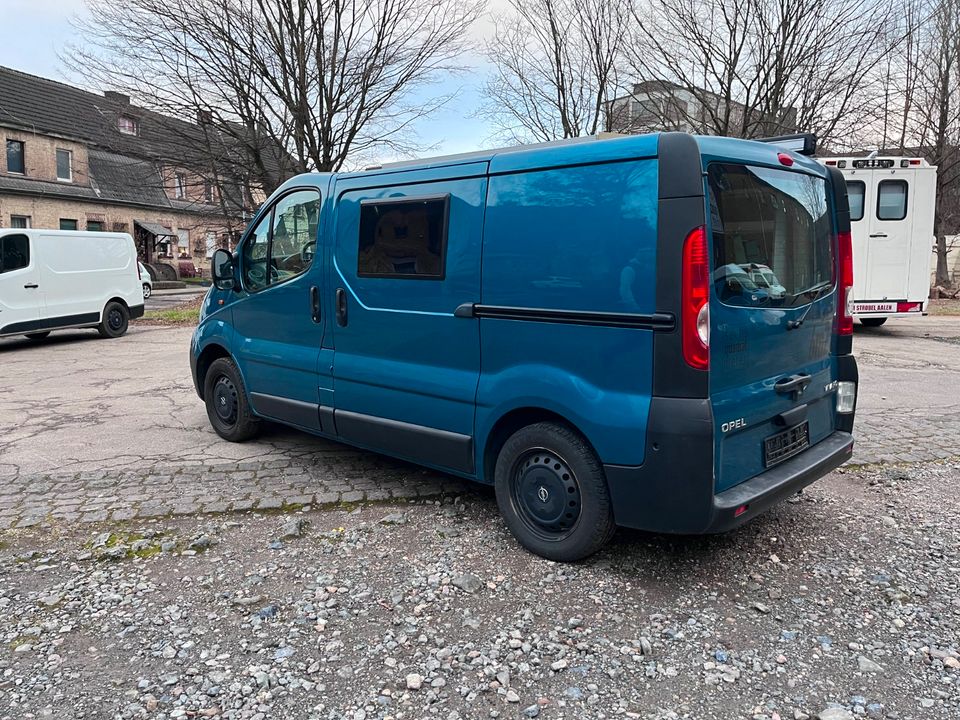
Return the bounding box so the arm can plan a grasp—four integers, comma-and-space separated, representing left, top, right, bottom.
211, 249, 235, 290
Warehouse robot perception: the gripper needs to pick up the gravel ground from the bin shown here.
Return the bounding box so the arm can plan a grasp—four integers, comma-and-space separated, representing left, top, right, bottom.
1, 460, 957, 720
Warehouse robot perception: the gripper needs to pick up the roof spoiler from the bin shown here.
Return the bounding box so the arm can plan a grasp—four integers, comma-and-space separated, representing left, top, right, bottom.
755, 133, 817, 156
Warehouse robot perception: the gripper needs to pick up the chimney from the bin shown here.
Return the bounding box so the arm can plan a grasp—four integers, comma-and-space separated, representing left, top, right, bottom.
104, 90, 130, 105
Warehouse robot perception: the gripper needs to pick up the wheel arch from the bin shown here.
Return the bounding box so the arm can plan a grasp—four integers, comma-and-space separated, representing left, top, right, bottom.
480, 406, 600, 486
194, 342, 232, 400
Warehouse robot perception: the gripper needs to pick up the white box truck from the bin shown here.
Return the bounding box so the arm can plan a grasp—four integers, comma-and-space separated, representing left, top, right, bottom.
821, 155, 936, 326
0, 229, 144, 340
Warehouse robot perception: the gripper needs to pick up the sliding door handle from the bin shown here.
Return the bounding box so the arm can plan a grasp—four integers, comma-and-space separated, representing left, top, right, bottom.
23, 283, 39, 289
335, 287, 348, 327
309, 286, 321, 323
869, 233, 887, 238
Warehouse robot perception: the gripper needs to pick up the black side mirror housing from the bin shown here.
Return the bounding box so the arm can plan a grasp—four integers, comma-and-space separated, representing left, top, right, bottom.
212, 248, 236, 290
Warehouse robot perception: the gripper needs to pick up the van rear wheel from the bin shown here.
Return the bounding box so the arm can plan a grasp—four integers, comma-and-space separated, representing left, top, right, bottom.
98, 301, 129, 338
204, 357, 261, 442
494, 422, 615, 562
859, 317, 887, 327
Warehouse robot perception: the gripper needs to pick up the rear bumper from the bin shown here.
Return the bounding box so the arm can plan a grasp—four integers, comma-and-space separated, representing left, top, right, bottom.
605, 430, 853, 534
706, 431, 853, 532
129, 304, 145, 320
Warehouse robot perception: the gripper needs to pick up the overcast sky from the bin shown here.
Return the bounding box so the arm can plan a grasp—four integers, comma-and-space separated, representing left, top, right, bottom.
0, 0, 495, 160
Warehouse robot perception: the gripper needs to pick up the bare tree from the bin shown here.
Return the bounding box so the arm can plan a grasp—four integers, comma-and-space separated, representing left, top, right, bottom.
624, 0, 905, 147
480, 0, 630, 143
69, 0, 483, 197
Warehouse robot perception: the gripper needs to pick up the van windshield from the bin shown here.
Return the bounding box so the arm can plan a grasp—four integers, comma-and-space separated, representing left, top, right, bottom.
707, 163, 833, 308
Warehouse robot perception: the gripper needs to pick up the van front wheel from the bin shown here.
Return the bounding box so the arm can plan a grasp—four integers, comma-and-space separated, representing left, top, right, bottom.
494, 422, 615, 562
98, 301, 129, 338
204, 357, 261, 442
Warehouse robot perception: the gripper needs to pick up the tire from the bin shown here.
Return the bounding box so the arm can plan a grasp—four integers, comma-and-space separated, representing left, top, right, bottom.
203, 357, 261, 442
24, 331, 51, 341
97, 301, 129, 338
142, 283, 152, 299
494, 421, 615, 562
859, 317, 887, 327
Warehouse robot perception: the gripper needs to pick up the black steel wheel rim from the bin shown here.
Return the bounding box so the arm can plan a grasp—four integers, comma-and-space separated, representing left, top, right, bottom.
212, 375, 239, 425
510, 448, 581, 540
108, 308, 124, 330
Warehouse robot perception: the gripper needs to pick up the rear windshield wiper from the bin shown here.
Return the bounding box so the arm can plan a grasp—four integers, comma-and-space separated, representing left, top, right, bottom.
786, 281, 833, 330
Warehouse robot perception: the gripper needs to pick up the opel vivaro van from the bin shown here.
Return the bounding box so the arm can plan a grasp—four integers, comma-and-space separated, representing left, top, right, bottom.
191, 132, 858, 561
0, 229, 144, 340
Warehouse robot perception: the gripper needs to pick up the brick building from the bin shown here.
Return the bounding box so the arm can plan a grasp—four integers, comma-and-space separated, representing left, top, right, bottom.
0, 66, 269, 278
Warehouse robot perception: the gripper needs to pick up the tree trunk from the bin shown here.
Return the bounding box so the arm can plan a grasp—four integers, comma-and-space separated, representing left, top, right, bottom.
936, 235, 952, 287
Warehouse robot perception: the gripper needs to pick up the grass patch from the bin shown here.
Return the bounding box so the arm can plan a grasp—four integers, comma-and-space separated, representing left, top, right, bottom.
142, 306, 201, 324
928, 298, 960, 316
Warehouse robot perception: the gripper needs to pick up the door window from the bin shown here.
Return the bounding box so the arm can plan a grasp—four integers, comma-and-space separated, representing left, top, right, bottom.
0, 234, 29, 273
357, 196, 448, 278
846, 180, 865, 221
240, 189, 320, 292
877, 179, 907, 220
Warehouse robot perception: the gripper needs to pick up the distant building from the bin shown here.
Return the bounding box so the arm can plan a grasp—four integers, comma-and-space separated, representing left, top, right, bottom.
609, 80, 797, 138
0, 66, 273, 278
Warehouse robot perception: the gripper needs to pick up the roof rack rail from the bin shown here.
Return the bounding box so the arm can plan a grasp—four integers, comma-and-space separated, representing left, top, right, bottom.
755, 133, 817, 156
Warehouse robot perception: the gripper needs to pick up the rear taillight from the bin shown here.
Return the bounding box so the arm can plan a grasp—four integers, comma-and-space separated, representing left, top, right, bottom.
837, 230, 853, 335
682, 226, 710, 369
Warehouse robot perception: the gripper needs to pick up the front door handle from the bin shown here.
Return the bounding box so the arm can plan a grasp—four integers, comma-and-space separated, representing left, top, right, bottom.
309, 286, 321, 323
23, 283, 38, 289
335, 288, 348, 327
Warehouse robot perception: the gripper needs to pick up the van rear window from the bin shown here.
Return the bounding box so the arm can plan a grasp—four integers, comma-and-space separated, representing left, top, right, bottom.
707, 163, 833, 308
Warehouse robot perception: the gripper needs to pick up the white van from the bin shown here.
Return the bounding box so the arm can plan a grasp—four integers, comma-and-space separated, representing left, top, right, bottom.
820, 156, 936, 327
0, 229, 144, 340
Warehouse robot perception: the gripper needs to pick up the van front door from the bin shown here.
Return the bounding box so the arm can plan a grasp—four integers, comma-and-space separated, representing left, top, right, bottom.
230, 188, 329, 432
330, 167, 486, 475
0, 233, 41, 336
864, 173, 913, 302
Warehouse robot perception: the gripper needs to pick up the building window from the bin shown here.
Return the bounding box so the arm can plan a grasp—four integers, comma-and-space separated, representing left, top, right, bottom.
10, 215, 31, 229
357, 196, 449, 279
175, 173, 187, 199
6, 140, 25, 174
205, 231, 218, 258
60, 219, 78, 231
56, 149, 73, 182
87, 220, 105, 232
177, 229, 190, 256
204, 180, 214, 203
117, 116, 139, 135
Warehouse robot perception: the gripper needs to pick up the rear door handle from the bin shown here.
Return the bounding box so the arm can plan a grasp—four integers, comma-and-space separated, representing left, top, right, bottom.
335, 288, 348, 327
774, 373, 812, 399
309, 286, 321, 323
869, 233, 887, 238
23, 283, 38, 289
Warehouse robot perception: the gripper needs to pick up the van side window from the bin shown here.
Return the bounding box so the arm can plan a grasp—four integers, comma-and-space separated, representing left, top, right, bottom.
846, 180, 865, 222
0, 233, 29, 273
240, 189, 321, 292
877, 179, 907, 221
358, 196, 448, 279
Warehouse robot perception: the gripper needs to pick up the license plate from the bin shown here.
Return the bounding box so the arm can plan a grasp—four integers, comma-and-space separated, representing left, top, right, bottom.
853, 302, 895, 313
764, 422, 810, 467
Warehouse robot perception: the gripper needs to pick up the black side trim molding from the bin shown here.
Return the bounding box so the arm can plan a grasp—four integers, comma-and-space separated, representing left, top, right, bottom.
455, 303, 675, 331
1, 311, 100, 337
129, 304, 145, 320
250, 392, 322, 432
335, 409, 474, 474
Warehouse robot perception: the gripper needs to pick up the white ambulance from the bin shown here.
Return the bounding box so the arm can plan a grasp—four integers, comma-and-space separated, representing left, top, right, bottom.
821, 155, 936, 326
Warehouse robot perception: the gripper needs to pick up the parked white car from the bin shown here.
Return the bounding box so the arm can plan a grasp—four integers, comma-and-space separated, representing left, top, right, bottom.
0, 229, 144, 340
139, 262, 153, 299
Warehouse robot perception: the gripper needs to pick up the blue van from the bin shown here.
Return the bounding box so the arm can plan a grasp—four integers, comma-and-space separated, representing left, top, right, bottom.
190, 132, 858, 561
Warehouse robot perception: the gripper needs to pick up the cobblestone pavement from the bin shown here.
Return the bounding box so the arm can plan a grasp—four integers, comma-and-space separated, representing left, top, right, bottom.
1, 315, 958, 530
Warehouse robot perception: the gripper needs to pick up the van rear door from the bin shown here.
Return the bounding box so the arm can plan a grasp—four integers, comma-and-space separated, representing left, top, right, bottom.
706, 162, 838, 493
